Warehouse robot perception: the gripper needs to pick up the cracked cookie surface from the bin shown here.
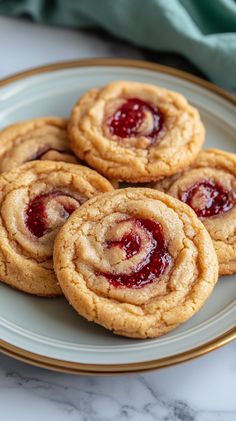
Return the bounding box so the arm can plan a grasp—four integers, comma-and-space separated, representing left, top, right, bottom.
0, 117, 78, 173
54, 188, 218, 338
0, 161, 113, 296
152, 149, 236, 275
68, 81, 205, 182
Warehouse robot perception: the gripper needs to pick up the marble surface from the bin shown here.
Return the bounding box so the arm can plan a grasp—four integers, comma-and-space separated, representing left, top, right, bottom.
0, 16, 235, 421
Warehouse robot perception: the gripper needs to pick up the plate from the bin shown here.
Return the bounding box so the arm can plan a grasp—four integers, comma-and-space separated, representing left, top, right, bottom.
0, 59, 235, 374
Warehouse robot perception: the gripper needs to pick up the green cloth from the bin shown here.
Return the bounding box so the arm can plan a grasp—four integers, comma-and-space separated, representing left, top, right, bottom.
1, 0, 236, 89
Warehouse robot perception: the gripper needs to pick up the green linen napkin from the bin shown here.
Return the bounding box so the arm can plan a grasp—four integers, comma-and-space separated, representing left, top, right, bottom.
1, 0, 236, 89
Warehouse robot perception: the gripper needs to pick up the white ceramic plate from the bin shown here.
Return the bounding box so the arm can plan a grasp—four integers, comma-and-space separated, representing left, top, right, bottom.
0, 59, 235, 374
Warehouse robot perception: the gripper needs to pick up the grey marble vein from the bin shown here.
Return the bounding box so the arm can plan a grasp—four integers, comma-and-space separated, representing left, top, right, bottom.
1, 343, 236, 421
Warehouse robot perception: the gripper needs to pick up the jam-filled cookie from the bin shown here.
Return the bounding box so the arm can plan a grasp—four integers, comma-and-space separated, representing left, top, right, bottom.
54, 188, 218, 338
0, 161, 113, 296
0, 117, 119, 188
68, 81, 205, 182
0, 117, 78, 173
152, 149, 236, 275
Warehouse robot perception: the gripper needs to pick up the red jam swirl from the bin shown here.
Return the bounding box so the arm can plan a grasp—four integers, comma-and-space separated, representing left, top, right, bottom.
25, 191, 80, 238
100, 218, 171, 289
179, 179, 235, 218
108, 98, 163, 143
107, 232, 141, 259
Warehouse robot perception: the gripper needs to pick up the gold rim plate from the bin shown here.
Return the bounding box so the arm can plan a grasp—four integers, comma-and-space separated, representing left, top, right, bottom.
0, 58, 235, 374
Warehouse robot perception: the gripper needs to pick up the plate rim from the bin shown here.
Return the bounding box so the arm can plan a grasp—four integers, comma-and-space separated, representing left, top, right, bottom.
1, 328, 235, 375
0, 58, 235, 375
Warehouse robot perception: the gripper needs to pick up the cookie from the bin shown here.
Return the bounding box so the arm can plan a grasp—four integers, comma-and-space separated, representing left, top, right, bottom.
152, 149, 236, 275
0, 117, 78, 173
0, 117, 120, 188
68, 81, 205, 182
0, 161, 113, 296
54, 188, 218, 338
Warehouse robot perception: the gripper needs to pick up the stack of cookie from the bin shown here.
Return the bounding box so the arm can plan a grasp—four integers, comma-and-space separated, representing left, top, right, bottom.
0, 80, 234, 339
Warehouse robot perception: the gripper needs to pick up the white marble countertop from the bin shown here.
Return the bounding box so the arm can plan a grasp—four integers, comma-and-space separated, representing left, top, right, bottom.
0, 15, 235, 421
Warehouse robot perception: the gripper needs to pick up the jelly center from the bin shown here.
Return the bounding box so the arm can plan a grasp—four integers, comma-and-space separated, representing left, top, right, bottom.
107, 232, 141, 259
180, 180, 235, 217
108, 98, 163, 142
100, 218, 171, 288
25, 190, 80, 238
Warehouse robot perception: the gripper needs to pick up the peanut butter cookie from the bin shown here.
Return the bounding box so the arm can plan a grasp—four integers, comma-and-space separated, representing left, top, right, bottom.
0, 117, 78, 173
54, 188, 218, 338
69, 81, 205, 182
152, 149, 236, 275
0, 161, 113, 296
